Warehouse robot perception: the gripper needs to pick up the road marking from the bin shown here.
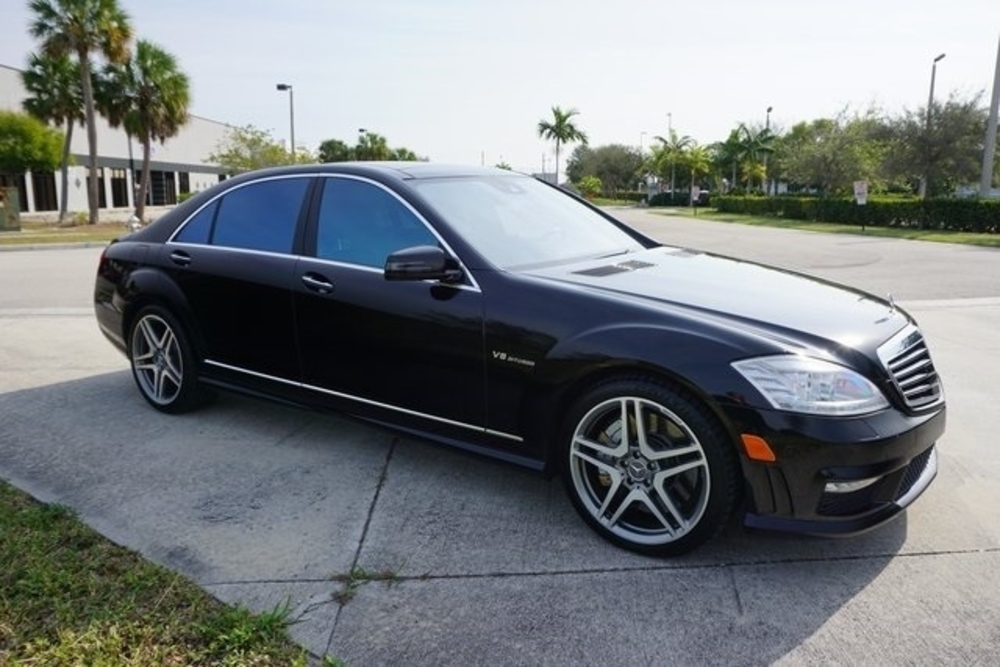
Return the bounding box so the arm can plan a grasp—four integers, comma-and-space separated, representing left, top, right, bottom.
0, 307, 94, 317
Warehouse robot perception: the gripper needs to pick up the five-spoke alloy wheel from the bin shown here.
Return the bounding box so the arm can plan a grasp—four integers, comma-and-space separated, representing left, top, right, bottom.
562, 378, 738, 556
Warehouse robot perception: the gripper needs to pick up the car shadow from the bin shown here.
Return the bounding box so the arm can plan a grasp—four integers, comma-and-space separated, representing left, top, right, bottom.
0, 371, 906, 664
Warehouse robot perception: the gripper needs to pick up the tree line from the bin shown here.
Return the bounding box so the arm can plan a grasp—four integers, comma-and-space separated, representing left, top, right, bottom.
206, 128, 425, 175
548, 94, 998, 202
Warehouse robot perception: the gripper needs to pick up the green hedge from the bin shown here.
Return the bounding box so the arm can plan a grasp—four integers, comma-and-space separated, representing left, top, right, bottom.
713, 196, 1000, 233
648, 192, 687, 206
612, 190, 646, 203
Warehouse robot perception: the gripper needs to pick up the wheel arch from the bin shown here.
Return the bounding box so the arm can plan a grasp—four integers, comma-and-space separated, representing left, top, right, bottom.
120, 267, 208, 362
525, 326, 751, 478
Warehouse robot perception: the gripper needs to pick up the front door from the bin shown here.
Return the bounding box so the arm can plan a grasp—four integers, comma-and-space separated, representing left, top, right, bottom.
293, 176, 487, 438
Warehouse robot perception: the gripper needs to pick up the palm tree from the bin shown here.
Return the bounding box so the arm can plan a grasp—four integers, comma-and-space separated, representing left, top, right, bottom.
537, 106, 588, 185
97, 40, 189, 221
355, 131, 392, 161
684, 143, 712, 194
653, 129, 693, 196
318, 138, 354, 163
736, 123, 776, 191
21, 52, 84, 224
29, 0, 132, 224
713, 129, 744, 192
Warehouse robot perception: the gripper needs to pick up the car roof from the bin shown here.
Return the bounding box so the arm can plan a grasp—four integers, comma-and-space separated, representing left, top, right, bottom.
229, 162, 516, 183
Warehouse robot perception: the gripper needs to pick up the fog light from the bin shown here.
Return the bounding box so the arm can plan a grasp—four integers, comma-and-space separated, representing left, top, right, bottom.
824, 477, 880, 494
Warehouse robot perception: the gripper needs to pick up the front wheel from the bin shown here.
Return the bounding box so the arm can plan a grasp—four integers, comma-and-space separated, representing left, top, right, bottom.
561, 377, 738, 556
128, 305, 207, 414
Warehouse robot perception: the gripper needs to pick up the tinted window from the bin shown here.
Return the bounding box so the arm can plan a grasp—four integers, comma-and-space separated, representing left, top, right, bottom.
316, 178, 437, 267
174, 201, 217, 244
212, 178, 309, 253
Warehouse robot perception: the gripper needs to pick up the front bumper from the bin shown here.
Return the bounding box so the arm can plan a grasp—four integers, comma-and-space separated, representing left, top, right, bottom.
727, 403, 946, 536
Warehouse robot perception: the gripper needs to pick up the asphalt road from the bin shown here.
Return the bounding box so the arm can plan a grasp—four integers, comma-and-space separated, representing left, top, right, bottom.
1, 212, 998, 665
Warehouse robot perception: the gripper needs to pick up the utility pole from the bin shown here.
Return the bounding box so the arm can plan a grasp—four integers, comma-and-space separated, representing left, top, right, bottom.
980, 36, 1000, 198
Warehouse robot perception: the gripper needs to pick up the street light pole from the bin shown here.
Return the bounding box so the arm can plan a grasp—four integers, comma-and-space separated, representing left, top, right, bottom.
765, 106, 773, 195
275, 83, 295, 160
920, 53, 946, 199
979, 37, 1000, 198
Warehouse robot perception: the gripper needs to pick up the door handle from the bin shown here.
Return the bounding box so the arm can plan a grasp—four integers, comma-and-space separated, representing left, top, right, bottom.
301, 273, 335, 295
169, 250, 191, 267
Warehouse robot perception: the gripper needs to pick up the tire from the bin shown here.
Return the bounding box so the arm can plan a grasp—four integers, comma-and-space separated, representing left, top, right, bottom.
128, 305, 208, 414
560, 377, 738, 556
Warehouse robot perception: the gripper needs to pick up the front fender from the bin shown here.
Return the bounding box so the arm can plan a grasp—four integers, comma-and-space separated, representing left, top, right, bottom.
523, 322, 771, 471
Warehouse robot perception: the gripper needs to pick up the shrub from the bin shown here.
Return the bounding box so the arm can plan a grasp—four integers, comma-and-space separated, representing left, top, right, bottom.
712, 195, 1000, 233
577, 175, 602, 198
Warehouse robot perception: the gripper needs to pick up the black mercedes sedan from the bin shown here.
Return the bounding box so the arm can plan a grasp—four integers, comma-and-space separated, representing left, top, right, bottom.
94, 163, 945, 556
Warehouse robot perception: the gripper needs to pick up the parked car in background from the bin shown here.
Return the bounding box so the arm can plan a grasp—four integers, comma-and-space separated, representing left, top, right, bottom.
94, 163, 944, 556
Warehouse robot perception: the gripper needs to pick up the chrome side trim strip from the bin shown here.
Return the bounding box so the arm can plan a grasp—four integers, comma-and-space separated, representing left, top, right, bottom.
203, 359, 523, 443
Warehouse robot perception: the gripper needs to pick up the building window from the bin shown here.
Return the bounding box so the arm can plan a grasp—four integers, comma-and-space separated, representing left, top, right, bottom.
0, 174, 29, 212
110, 168, 128, 208
164, 171, 177, 205
87, 168, 107, 209
179, 172, 190, 195
31, 171, 58, 211
148, 170, 177, 206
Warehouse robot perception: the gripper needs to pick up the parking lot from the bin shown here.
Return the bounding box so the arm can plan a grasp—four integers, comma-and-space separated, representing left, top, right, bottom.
1, 210, 998, 664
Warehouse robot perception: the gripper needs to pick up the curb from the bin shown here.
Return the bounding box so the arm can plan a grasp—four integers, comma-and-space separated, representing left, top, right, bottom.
0, 241, 111, 252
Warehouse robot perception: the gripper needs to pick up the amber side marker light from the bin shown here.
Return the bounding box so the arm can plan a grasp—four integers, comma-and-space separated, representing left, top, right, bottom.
741, 434, 777, 462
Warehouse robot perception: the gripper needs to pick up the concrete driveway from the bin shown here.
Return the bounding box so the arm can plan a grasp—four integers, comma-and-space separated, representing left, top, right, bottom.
1, 212, 998, 664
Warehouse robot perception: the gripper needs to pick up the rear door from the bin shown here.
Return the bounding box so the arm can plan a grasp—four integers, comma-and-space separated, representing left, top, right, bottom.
164, 175, 312, 389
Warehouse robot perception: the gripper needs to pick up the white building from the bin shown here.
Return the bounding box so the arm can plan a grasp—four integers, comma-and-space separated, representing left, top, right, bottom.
1, 63, 229, 219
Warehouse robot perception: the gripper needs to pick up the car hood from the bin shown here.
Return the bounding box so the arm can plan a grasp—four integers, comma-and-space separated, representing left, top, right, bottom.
522, 246, 908, 353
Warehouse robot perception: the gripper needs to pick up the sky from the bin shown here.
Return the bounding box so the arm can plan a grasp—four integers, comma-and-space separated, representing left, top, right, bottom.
2, 0, 999, 175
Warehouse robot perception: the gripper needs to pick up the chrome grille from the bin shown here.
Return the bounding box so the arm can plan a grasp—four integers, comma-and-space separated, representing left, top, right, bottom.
877, 325, 943, 410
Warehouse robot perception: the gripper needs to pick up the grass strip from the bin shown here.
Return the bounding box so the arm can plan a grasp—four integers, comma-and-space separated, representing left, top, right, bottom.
0, 481, 315, 666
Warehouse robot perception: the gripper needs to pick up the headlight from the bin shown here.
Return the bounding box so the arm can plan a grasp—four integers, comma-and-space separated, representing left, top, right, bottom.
732, 356, 889, 416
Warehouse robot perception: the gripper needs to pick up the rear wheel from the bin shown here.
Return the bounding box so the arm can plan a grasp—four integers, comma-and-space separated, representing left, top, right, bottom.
128, 305, 207, 414
561, 377, 738, 556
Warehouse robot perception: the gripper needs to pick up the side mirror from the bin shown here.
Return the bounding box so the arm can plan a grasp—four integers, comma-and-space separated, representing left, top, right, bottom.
384, 245, 463, 283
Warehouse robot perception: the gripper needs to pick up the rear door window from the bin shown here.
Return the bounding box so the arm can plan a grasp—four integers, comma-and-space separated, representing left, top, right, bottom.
211, 177, 310, 253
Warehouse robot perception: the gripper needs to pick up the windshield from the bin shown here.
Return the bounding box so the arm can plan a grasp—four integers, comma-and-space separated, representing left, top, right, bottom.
411, 175, 646, 269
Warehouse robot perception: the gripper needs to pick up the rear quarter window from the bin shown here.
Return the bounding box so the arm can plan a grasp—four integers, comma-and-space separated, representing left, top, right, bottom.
174, 201, 217, 244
